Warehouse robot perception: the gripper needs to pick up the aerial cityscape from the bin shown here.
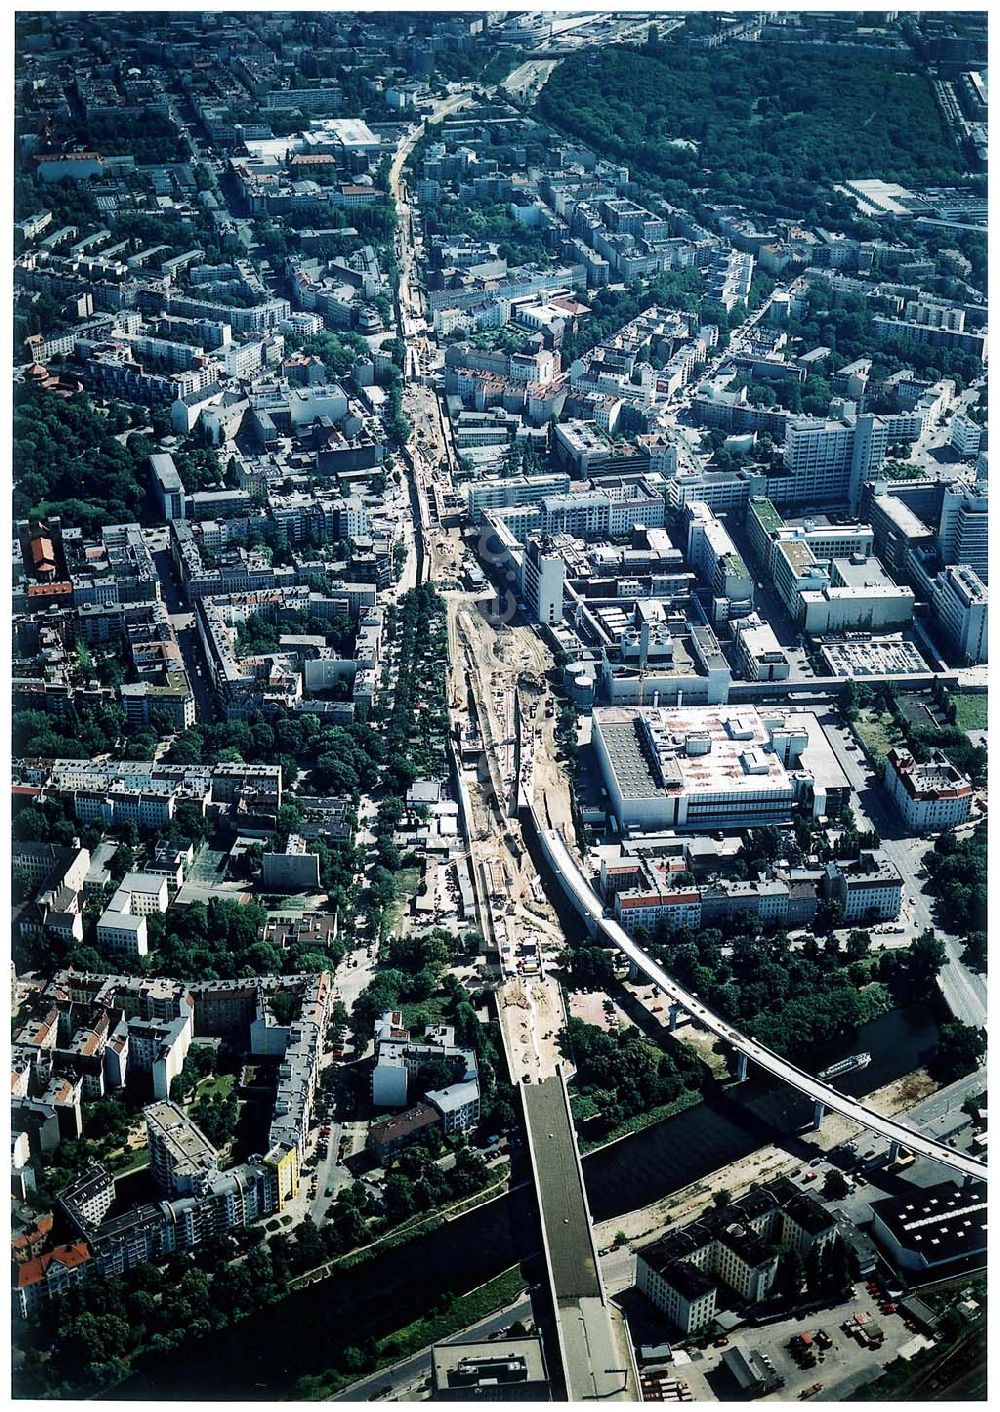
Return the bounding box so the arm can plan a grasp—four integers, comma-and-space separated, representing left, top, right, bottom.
10, 6, 987, 1404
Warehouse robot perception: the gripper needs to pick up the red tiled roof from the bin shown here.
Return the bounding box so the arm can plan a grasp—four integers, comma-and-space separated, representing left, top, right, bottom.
17, 1258, 46, 1289
12, 1215, 54, 1256
30, 536, 56, 568
551, 296, 590, 315
618, 890, 699, 908
26, 581, 73, 598
53, 1243, 91, 1270
17, 1243, 92, 1288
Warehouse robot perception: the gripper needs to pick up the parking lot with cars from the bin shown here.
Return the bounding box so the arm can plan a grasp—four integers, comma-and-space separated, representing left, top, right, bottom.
672, 1284, 924, 1403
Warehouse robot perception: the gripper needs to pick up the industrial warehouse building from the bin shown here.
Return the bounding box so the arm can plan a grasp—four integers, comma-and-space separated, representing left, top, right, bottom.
871, 1181, 986, 1273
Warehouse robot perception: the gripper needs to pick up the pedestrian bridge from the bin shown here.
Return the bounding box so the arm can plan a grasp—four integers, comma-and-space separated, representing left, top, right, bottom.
536, 822, 987, 1185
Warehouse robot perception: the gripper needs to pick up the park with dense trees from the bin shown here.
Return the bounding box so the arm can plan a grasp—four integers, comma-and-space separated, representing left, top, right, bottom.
558, 271, 705, 364
149, 896, 341, 980
15, 1237, 313, 1396
377, 584, 450, 794
782, 282, 986, 390
537, 39, 964, 223
13, 703, 128, 762
423, 196, 554, 268
561, 1017, 705, 1135
166, 710, 386, 799
234, 608, 357, 660
924, 827, 987, 937
14, 386, 157, 531
619, 916, 950, 1067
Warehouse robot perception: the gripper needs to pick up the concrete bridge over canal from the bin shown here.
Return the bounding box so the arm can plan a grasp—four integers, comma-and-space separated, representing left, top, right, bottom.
520, 1073, 635, 1402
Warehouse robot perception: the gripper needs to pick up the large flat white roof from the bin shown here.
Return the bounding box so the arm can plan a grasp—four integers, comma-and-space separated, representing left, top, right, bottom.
594, 705, 792, 800
320, 117, 380, 149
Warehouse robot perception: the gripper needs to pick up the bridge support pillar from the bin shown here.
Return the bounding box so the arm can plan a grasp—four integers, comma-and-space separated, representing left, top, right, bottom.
735, 1052, 749, 1083
888, 1139, 900, 1164
813, 1099, 826, 1130
668, 1003, 681, 1032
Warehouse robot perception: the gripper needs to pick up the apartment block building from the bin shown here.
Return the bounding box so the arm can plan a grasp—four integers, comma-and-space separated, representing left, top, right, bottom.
685, 499, 754, 612
884, 748, 974, 832
466, 472, 571, 524
826, 850, 905, 922
146, 1101, 218, 1196
950, 413, 983, 458
870, 315, 987, 361
56, 1165, 116, 1232
260, 834, 322, 891
95, 910, 149, 959
779, 412, 889, 511
637, 1178, 836, 1334
425, 1080, 481, 1135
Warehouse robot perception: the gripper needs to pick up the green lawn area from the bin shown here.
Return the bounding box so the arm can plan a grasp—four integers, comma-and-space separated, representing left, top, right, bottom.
400, 995, 450, 1031
397, 868, 422, 897
108, 1146, 150, 1176
193, 1071, 236, 1103
953, 694, 988, 732
386, 868, 423, 934
852, 708, 903, 762
262, 894, 317, 914
395, 864, 420, 898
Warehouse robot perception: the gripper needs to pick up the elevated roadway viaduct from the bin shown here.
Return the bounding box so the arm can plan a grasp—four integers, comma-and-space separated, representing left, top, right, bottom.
533, 817, 987, 1186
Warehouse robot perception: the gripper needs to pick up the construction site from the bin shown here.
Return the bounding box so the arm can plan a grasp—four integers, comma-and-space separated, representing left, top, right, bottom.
447, 590, 571, 1086
398, 328, 577, 1083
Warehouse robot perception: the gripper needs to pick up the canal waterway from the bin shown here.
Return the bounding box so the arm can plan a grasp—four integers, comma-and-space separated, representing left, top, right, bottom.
111, 1004, 939, 1399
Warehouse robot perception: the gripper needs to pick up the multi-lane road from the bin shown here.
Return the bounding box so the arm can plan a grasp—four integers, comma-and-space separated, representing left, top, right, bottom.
815, 706, 987, 1030
388, 92, 471, 342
